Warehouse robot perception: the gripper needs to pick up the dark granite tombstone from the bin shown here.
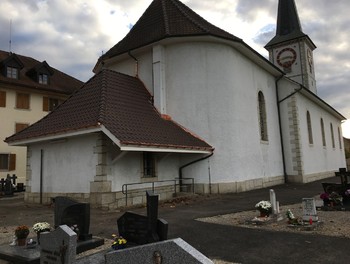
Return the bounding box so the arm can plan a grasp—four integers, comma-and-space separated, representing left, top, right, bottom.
54, 196, 92, 241
4, 176, 14, 196
0, 178, 5, 192
117, 191, 168, 245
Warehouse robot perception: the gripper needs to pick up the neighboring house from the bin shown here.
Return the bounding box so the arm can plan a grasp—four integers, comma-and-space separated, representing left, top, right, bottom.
6, 0, 346, 209
0, 50, 83, 184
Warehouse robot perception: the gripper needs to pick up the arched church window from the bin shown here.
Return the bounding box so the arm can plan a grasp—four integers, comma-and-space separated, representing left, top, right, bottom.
258, 91, 268, 141
307, 111, 313, 144
338, 127, 342, 149
330, 123, 335, 148
320, 118, 326, 146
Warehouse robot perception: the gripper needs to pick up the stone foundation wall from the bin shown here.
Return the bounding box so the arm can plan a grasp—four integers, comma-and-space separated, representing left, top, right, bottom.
194, 175, 285, 194
24, 184, 179, 210
287, 170, 335, 184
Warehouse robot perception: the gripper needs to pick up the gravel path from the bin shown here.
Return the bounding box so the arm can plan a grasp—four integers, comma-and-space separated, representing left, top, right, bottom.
197, 201, 350, 239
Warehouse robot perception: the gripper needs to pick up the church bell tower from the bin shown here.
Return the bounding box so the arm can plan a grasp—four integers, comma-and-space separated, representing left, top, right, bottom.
265, 0, 317, 94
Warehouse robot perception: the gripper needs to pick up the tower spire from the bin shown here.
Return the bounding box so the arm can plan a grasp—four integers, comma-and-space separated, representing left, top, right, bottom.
276, 0, 303, 36
265, 0, 312, 48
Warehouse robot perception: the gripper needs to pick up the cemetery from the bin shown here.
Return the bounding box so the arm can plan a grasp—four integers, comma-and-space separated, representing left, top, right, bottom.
1, 173, 350, 263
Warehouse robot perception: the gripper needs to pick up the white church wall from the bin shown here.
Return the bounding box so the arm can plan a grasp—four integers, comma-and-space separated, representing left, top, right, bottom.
107, 148, 181, 192
277, 78, 345, 182
107, 51, 153, 94
296, 94, 346, 176
163, 41, 284, 187
28, 134, 97, 194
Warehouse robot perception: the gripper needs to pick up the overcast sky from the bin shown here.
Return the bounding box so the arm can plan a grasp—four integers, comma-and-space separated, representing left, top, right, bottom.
0, 0, 349, 123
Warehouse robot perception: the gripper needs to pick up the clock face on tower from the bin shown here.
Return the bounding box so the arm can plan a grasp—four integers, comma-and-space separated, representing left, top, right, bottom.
276, 47, 297, 68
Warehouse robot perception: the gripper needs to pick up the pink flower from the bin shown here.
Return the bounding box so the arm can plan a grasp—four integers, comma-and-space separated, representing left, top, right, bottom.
320, 193, 329, 200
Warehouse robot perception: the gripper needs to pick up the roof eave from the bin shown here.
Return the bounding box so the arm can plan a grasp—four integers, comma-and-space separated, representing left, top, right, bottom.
95, 35, 283, 77
120, 145, 213, 154
101, 125, 213, 154
298, 87, 346, 120
6, 127, 102, 146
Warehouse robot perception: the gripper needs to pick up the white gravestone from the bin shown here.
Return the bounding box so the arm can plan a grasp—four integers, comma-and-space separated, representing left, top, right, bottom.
40, 225, 77, 264
269, 189, 277, 214
302, 198, 318, 222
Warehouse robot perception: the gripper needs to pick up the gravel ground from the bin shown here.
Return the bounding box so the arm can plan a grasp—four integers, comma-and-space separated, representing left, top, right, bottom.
197, 200, 350, 239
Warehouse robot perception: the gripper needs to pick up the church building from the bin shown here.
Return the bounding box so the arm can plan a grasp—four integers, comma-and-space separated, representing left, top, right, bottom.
5, 0, 345, 209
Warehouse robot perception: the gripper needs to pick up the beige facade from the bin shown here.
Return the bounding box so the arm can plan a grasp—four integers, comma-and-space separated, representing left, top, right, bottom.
0, 50, 82, 185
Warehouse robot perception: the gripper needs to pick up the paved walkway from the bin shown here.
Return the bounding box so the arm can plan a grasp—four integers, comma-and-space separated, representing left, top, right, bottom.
152, 176, 349, 264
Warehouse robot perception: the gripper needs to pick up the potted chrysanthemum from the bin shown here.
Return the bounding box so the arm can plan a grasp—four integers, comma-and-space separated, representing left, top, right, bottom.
15, 225, 30, 246
33, 222, 51, 245
255, 200, 272, 217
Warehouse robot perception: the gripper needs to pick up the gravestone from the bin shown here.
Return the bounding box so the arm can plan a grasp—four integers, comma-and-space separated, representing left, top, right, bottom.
105, 238, 213, 264
54, 196, 92, 241
269, 189, 277, 214
4, 176, 14, 196
0, 178, 5, 193
40, 225, 77, 264
302, 198, 318, 222
117, 191, 168, 245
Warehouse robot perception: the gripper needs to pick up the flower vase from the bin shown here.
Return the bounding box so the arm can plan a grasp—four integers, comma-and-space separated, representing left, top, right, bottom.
17, 238, 27, 246
260, 211, 269, 218
37, 229, 50, 245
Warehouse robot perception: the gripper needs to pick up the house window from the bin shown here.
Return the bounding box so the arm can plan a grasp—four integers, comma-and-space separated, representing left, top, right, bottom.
320, 118, 326, 146
258, 91, 268, 141
6, 66, 18, 79
143, 152, 156, 178
0, 91, 6, 107
16, 93, 30, 109
39, 73, 48, 84
43, 97, 61, 111
338, 127, 342, 149
306, 111, 313, 145
330, 123, 335, 148
0, 154, 16, 171
15, 123, 29, 133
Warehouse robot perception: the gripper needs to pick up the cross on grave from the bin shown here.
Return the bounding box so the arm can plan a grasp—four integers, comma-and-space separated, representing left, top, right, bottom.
8, 174, 17, 186
335, 168, 350, 186
0, 178, 5, 192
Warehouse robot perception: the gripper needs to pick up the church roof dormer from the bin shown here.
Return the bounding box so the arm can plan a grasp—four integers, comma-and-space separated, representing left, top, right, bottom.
265, 0, 315, 48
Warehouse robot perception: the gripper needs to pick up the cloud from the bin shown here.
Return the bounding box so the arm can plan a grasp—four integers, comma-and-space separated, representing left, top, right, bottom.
0, 0, 349, 120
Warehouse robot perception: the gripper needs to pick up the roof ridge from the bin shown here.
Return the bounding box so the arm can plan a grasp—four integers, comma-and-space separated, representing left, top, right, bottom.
169, 0, 209, 33
98, 70, 108, 124
161, 0, 170, 35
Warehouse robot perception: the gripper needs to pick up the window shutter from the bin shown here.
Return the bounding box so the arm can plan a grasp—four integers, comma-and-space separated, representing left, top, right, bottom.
16, 93, 30, 109
0, 91, 6, 107
43, 96, 49, 111
9, 154, 16, 171
15, 123, 29, 133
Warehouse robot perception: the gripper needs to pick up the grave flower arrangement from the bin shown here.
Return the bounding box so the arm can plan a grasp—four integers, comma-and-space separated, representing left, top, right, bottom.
111, 234, 127, 250
15, 225, 30, 239
33, 222, 51, 233
286, 209, 302, 225
329, 191, 342, 205
255, 200, 272, 217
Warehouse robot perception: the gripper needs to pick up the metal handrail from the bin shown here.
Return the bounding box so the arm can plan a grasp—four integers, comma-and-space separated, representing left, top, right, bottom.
122, 178, 194, 206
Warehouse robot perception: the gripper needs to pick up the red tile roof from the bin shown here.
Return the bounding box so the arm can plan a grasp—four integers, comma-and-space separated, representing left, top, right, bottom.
96, 0, 241, 66
6, 70, 213, 152
0, 50, 83, 94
